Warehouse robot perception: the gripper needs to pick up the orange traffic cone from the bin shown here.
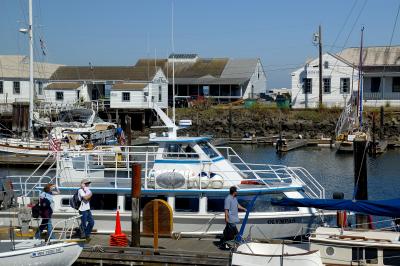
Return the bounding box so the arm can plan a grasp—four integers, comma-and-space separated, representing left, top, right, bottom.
109, 210, 128, 247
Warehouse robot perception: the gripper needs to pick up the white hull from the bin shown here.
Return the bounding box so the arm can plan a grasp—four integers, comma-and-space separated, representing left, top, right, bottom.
232, 242, 323, 266
0, 138, 50, 156
0, 240, 82, 266
0, 210, 333, 240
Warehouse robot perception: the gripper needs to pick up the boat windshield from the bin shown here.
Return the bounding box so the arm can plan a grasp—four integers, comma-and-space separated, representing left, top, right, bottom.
198, 141, 219, 159
163, 143, 199, 159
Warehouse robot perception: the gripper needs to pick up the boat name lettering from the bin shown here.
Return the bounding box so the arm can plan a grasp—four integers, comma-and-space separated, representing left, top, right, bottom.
267, 218, 296, 224
31, 247, 63, 258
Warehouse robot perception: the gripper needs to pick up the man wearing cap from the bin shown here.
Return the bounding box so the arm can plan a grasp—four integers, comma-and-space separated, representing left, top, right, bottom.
79, 179, 94, 239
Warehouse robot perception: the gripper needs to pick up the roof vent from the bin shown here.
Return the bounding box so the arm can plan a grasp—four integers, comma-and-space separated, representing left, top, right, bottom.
168, 54, 199, 63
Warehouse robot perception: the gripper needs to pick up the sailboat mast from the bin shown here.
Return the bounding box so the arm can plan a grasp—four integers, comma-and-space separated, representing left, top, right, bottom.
28, 0, 34, 134
358, 27, 364, 128
171, 0, 176, 127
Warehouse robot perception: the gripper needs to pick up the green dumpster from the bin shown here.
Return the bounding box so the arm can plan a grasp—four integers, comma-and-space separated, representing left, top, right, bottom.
244, 99, 257, 108
276, 95, 290, 109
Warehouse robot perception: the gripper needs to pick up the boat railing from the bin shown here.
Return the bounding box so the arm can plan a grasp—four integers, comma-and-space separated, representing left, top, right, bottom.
12, 147, 323, 194
8, 175, 53, 197
47, 214, 82, 244
286, 167, 325, 199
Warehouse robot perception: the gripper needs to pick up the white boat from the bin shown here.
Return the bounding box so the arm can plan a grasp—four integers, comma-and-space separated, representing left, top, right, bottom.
2, 101, 336, 240
0, 214, 83, 266
231, 242, 323, 266
310, 226, 400, 265
0, 240, 82, 266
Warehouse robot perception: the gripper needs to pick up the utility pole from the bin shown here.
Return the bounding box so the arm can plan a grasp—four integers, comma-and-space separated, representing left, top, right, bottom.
318, 25, 323, 108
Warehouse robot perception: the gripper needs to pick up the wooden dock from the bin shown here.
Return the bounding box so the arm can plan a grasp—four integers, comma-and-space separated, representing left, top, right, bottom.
77, 234, 230, 265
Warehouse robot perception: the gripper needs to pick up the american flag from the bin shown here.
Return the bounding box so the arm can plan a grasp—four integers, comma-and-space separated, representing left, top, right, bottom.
48, 135, 61, 152
120, 130, 126, 145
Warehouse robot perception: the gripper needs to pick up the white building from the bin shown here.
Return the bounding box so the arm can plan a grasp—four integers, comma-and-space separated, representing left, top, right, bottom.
0, 55, 61, 104
292, 46, 400, 108
135, 54, 267, 104
291, 53, 358, 109
45, 66, 168, 109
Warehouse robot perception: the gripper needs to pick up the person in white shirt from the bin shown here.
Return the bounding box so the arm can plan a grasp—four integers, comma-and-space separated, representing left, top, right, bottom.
79, 179, 94, 239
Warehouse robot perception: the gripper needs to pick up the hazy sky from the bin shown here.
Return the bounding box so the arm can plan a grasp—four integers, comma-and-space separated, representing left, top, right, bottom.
1, 0, 400, 88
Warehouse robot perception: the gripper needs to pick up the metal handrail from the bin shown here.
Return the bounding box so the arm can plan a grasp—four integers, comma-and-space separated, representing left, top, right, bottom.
46, 215, 82, 244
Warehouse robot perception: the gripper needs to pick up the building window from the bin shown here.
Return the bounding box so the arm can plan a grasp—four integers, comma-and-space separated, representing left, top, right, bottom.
158, 85, 162, 102
37, 81, 43, 95
13, 81, 20, 94
76, 90, 80, 100
0, 81, 3, 94
302, 78, 312, 94
324, 61, 329, 69
370, 77, 381, 93
56, 91, 64, 101
122, 92, 130, 102
323, 78, 331, 93
340, 78, 350, 94
392, 77, 400, 92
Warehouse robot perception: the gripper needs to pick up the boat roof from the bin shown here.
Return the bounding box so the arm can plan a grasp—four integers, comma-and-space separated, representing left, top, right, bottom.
149, 136, 211, 143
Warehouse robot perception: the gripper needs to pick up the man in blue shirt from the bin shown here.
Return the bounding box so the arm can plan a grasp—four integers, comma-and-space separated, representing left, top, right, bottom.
222, 186, 246, 247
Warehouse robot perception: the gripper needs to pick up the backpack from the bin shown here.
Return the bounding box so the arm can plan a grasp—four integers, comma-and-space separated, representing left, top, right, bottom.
69, 189, 81, 210
39, 197, 52, 217
32, 203, 40, 218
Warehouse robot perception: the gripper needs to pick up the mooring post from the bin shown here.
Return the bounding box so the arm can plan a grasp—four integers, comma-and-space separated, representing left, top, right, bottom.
126, 115, 132, 146
353, 135, 368, 228
228, 106, 232, 139
131, 163, 141, 247
371, 113, 376, 156
380, 106, 384, 140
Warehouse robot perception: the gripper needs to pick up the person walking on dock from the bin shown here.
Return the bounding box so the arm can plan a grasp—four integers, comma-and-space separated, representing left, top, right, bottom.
78, 179, 95, 240
35, 183, 59, 239
221, 186, 246, 248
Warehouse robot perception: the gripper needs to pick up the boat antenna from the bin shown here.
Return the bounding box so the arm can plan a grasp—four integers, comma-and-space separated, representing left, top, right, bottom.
171, 0, 176, 127
358, 26, 364, 129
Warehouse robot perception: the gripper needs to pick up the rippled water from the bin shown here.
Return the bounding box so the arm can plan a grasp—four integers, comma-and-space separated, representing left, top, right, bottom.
230, 144, 400, 201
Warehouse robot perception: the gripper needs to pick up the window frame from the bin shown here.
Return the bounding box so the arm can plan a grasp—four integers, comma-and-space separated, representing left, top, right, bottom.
323, 78, 331, 94
392, 77, 400, 92
13, 81, 20, 94
174, 196, 200, 213
37, 80, 43, 95
158, 85, 162, 102
340, 78, 350, 94
302, 78, 312, 94
56, 91, 64, 101
370, 77, 381, 93
122, 92, 130, 102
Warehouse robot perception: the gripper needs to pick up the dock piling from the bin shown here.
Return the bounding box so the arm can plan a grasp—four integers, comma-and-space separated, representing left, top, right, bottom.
353, 136, 369, 228
131, 163, 141, 247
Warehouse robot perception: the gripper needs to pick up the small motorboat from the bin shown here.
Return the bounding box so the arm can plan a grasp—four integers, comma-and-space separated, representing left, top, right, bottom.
231, 242, 323, 266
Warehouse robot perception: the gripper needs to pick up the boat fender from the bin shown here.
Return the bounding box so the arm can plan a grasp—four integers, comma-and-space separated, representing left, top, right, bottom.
209, 173, 224, 189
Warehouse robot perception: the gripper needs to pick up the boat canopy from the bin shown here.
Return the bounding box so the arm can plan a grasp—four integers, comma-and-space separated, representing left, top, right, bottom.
150, 136, 211, 143
272, 197, 400, 217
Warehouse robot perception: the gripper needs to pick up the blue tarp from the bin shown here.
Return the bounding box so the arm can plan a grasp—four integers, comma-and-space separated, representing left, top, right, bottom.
271, 198, 400, 217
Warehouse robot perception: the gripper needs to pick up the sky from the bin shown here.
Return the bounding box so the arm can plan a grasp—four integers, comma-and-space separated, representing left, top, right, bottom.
1, 0, 400, 88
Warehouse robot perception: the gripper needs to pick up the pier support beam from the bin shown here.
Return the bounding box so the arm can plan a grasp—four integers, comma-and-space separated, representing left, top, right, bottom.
353, 136, 369, 229
131, 163, 141, 247
125, 115, 132, 146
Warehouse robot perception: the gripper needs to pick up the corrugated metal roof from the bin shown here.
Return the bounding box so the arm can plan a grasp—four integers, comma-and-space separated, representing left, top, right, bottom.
338, 46, 400, 66
111, 83, 147, 90
0, 55, 62, 79
46, 82, 81, 90
220, 58, 259, 79
50, 66, 159, 81
135, 58, 229, 78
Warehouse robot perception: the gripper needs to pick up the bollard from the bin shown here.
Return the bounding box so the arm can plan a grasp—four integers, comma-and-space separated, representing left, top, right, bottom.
353, 136, 368, 228
131, 163, 141, 247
